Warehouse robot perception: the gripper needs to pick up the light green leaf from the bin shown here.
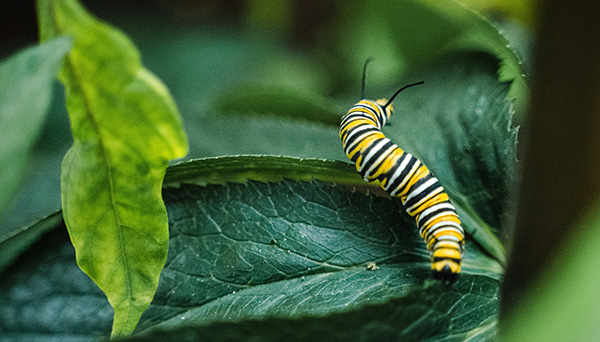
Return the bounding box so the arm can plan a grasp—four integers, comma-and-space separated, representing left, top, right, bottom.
453, 0, 538, 27
37, 0, 188, 337
0, 38, 71, 220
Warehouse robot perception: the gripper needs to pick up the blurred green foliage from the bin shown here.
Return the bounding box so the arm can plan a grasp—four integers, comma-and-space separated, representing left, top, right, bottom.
0, 38, 70, 224
0, 0, 531, 234
501, 197, 600, 341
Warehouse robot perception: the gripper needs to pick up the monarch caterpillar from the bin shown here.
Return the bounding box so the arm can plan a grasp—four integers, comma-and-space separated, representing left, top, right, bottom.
339, 63, 465, 280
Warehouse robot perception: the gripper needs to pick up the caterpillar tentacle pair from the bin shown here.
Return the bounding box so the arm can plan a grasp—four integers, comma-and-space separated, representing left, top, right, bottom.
339, 78, 465, 280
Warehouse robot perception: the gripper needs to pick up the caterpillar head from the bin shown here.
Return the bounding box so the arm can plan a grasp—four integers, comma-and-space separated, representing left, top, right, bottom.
360, 59, 422, 119
376, 98, 393, 120
378, 81, 424, 120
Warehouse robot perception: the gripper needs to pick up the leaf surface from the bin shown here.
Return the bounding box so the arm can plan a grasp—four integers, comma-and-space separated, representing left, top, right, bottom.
384, 52, 517, 263
0, 161, 501, 341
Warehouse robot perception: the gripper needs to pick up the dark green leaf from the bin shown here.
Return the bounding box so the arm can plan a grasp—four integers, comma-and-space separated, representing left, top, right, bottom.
125, 271, 499, 342
0, 170, 501, 341
195, 52, 517, 265
142, 178, 501, 337
0, 212, 63, 275
0, 224, 112, 341
417, 0, 530, 110
383, 52, 517, 264
2, 2, 518, 340
0, 38, 71, 220
37, 0, 188, 336
165, 155, 363, 187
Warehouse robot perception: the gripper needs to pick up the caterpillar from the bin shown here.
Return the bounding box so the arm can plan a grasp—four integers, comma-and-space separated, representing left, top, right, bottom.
339, 67, 465, 280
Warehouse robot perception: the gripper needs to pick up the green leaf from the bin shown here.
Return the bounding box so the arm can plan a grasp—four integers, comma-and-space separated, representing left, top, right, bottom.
37, 0, 188, 337
167, 154, 507, 275
0, 211, 63, 275
136, 166, 501, 338
455, 0, 538, 27
0, 223, 113, 340
185, 114, 346, 161
128, 271, 499, 342
0, 168, 501, 340
214, 82, 344, 125
165, 155, 363, 187
197, 52, 517, 264
0, 38, 71, 220
165, 154, 504, 278
382, 52, 516, 265
417, 0, 530, 113
0, 92, 69, 240
1, 4, 518, 340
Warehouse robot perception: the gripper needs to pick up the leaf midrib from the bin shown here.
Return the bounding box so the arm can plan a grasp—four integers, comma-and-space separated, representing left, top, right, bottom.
55, 3, 134, 307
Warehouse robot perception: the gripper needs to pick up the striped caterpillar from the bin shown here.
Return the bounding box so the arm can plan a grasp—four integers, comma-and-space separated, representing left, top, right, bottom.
339, 73, 465, 280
